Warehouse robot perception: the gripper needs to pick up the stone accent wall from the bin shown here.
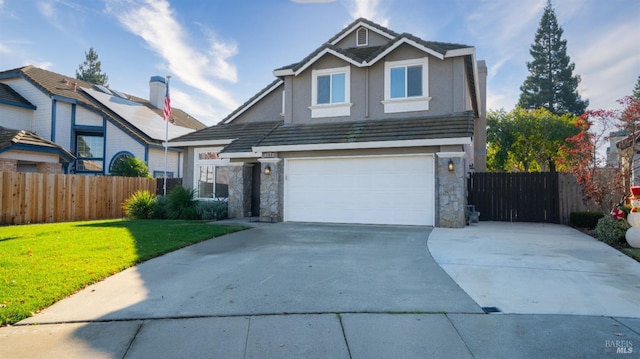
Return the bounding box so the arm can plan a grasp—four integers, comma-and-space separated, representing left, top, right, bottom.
227, 165, 244, 218
437, 156, 466, 228
227, 164, 254, 218
36, 162, 63, 174
260, 159, 283, 222
0, 159, 17, 172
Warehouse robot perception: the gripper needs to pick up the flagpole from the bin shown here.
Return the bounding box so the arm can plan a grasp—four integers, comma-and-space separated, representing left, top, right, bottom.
163, 75, 171, 196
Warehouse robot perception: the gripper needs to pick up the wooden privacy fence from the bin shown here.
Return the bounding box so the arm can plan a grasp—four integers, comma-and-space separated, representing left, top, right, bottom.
468, 172, 597, 224
0, 172, 156, 225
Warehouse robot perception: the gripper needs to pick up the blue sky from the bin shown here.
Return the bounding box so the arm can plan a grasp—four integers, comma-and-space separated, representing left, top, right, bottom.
1, 0, 638, 126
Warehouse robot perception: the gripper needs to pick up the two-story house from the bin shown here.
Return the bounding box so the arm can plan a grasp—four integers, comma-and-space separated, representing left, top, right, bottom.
0, 66, 205, 176
171, 18, 487, 227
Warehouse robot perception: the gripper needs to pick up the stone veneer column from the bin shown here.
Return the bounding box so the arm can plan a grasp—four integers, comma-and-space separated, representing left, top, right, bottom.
227, 163, 253, 218
436, 153, 466, 228
259, 158, 283, 222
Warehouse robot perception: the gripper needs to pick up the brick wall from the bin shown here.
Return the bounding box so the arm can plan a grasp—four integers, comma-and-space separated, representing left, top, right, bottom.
0, 159, 17, 172
36, 162, 63, 174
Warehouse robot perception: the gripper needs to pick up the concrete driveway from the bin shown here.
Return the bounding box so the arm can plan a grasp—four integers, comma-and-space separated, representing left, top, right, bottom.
20, 222, 481, 324
429, 222, 640, 318
4, 222, 640, 359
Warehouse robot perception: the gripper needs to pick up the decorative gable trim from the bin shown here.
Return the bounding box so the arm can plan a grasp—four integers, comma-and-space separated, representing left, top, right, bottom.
274, 36, 475, 79
328, 19, 396, 46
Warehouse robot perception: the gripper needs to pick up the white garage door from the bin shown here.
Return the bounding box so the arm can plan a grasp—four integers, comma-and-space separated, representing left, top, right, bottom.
284, 155, 434, 226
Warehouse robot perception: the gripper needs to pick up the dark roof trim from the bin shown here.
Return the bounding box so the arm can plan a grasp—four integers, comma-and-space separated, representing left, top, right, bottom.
0, 83, 36, 110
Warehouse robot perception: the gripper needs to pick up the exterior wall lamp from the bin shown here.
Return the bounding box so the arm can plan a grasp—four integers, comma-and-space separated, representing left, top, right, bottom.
264, 164, 272, 175
448, 159, 454, 171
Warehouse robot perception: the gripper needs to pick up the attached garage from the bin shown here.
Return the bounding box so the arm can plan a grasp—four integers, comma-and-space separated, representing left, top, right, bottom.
284, 154, 435, 226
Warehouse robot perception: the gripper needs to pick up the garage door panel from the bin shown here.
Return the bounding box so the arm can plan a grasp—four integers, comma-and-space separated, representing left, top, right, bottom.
285, 155, 434, 226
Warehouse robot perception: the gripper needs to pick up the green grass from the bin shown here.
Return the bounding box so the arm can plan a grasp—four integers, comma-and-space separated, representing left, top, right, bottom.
0, 219, 246, 326
621, 247, 640, 262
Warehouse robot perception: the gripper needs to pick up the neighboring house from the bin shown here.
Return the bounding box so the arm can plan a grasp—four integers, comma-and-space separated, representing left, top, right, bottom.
617, 132, 640, 186
0, 66, 205, 176
171, 18, 488, 227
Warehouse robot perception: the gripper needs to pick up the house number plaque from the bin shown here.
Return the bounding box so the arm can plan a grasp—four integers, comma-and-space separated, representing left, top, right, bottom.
263, 152, 278, 158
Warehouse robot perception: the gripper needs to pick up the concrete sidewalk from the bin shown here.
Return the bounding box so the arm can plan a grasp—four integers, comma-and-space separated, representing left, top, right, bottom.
1, 222, 640, 358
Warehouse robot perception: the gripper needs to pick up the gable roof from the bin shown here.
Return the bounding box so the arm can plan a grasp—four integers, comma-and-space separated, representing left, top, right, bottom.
0, 66, 206, 144
273, 18, 474, 77
0, 83, 36, 109
0, 126, 75, 162
222, 17, 479, 124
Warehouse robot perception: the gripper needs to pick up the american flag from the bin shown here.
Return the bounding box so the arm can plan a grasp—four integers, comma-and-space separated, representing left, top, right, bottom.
163, 81, 171, 121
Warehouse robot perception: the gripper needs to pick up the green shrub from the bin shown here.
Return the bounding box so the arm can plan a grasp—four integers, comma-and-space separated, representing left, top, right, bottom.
151, 195, 168, 219
167, 185, 199, 220
197, 200, 228, 220
569, 211, 605, 229
111, 155, 151, 178
594, 216, 630, 245
122, 190, 156, 219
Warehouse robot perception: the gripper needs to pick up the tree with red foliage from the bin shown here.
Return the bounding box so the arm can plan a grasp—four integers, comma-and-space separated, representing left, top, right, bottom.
560, 109, 625, 212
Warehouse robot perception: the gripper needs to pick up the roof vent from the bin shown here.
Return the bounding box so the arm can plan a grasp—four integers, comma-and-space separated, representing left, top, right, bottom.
356, 27, 368, 46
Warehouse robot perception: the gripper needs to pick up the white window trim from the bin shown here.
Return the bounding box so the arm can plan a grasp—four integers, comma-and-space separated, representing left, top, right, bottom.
310, 66, 352, 118
193, 147, 229, 200
383, 57, 431, 113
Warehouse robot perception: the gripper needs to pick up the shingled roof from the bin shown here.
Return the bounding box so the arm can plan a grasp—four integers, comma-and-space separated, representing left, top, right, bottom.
0, 66, 206, 143
0, 127, 75, 161
171, 121, 282, 154
256, 112, 475, 148
274, 18, 473, 74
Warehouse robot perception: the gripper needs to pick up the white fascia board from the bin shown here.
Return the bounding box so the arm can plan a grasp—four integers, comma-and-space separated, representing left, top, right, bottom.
168, 139, 234, 147
444, 47, 475, 58
218, 151, 260, 159
222, 80, 284, 124
436, 151, 467, 158
366, 38, 445, 66
273, 68, 294, 77
253, 137, 472, 153
329, 21, 396, 45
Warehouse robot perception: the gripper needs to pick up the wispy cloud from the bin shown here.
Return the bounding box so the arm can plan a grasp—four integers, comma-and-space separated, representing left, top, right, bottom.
345, 0, 388, 26
574, 21, 640, 110
107, 0, 239, 111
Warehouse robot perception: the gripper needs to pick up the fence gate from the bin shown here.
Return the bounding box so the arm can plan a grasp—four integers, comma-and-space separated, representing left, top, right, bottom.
467, 172, 560, 223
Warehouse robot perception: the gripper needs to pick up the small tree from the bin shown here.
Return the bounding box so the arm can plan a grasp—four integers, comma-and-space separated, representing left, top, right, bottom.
486, 107, 577, 172
76, 47, 108, 86
111, 155, 150, 178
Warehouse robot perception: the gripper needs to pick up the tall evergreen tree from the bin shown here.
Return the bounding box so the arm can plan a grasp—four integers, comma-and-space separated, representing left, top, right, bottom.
632, 75, 640, 100
76, 47, 108, 86
518, 0, 588, 116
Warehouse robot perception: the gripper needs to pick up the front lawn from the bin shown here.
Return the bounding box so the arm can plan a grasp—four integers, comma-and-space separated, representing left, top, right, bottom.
0, 219, 246, 326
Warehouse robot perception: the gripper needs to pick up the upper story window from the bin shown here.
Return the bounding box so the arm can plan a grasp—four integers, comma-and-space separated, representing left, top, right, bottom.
75, 133, 104, 173
383, 57, 431, 113
356, 27, 368, 46
310, 66, 352, 118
